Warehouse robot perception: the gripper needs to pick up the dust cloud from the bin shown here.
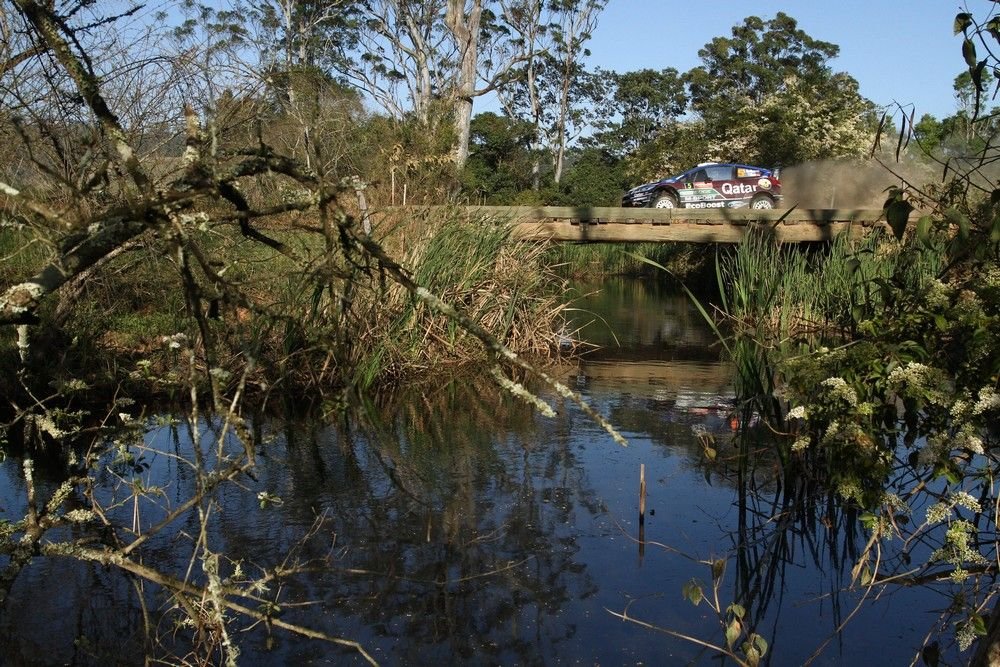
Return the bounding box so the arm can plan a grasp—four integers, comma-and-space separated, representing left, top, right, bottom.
778, 159, 936, 210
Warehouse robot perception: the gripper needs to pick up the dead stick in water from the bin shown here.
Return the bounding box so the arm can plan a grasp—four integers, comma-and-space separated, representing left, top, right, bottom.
639, 463, 646, 525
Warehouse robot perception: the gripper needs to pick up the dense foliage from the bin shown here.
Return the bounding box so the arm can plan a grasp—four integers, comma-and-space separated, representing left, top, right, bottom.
697, 8, 1000, 661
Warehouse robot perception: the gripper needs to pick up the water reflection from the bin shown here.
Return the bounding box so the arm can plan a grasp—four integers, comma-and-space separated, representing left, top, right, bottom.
0, 279, 955, 665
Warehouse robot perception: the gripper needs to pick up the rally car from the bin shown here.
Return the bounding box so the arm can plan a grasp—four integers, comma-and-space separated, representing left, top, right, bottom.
621, 163, 782, 210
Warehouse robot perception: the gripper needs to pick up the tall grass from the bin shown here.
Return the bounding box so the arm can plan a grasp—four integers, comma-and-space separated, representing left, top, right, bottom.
352, 208, 568, 388
7, 207, 569, 397
546, 242, 713, 283
720, 228, 943, 343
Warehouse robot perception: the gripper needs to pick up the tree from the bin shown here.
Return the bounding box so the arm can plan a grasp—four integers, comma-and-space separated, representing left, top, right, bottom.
686, 12, 874, 165
460, 111, 536, 202
546, 0, 606, 183
589, 67, 688, 157
327, 0, 535, 170
553, 146, 625, 206
496, 0, 607, 185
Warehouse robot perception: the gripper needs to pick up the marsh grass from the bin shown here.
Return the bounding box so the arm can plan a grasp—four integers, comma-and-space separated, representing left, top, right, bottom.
10, 207, 568, 397
547, 242, 713, 282
351, 207, 568, 388
721, 228, 943, 342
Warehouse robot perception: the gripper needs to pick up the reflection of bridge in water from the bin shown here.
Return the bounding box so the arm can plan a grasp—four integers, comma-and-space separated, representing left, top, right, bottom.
561, 359, 738, 436
566, 359, 734, 400
468, 206, 887, 243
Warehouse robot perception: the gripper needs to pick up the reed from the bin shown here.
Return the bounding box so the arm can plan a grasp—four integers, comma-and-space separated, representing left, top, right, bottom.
351, 208, 569, 388
546, 242, 713, 282
8, 207, 570, 397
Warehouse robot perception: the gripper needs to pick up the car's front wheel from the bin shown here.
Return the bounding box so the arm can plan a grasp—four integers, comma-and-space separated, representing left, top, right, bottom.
750, 194, 775, 210
652, 192, 678, 209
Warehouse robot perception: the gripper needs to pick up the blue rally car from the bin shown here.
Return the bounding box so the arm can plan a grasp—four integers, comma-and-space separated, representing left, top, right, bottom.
621, 163, 782, 210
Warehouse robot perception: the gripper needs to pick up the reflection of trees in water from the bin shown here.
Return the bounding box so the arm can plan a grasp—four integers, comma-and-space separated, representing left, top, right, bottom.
728, 460, 863, 661
570, 279, 721, 355
0, 545, 148, 666
0, 378, 605, 664
207, 380, 605, 663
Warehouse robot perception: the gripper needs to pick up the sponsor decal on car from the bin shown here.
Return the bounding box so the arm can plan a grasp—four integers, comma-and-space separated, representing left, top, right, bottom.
686, 201, 727, 209
736, 168, 761, 178
721, 182, 758, 196
758, 178, 772, 190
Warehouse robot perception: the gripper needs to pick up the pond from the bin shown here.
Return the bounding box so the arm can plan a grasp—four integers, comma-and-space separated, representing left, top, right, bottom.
0, 278, 952, 665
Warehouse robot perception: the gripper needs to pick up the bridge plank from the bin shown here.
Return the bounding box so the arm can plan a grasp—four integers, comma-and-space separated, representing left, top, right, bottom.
513, 221, 882, 243
387, 206, 888, 243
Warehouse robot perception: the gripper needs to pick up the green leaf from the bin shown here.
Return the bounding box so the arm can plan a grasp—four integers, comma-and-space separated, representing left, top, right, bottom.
885, 198, 913, 241
711, 558, 726, 583
955, 12, 973, 34
728, 603, 746, 620
963, 38, 978, 68
916, 215, 933, 247
988, 17, 1000, 42
683, 579, 703, 606
752, 634, 768, 657
934, 314, 948, 331
725, 619, 741, 648
742, 644, 761, 667
703, 446, 717, 461
972, 614, 988, 636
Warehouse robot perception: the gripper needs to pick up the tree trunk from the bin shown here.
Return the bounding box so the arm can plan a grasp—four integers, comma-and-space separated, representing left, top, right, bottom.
446, 0, 482, 170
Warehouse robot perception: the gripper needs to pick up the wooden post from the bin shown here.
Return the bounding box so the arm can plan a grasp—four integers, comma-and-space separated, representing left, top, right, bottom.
353, 177, 372, 235
638, 463, 647, 564
639, 463, 646, 524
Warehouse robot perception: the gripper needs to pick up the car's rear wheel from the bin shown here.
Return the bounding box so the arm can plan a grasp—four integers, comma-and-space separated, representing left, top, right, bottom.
750, 194, 775, 210
652, 192, 678, 209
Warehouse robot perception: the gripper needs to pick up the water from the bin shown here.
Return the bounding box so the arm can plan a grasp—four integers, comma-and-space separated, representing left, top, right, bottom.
0, 279, 953, 665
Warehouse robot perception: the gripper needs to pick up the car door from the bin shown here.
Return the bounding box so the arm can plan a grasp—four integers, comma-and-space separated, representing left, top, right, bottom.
704, 165, 743, 207
678, 168, 721, 208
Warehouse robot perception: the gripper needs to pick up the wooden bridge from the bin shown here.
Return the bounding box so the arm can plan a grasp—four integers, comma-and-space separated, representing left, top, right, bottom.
456, 206, 888, 244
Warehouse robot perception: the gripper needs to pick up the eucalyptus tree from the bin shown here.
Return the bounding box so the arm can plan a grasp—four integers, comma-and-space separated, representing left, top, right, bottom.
495, 0, 606, 185
325, 0, 535, 169
249, 0, 355, 69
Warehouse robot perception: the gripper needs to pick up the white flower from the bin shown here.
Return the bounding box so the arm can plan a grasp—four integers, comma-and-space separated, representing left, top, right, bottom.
925, 502, 950, 524
887, 362, 931, 392
162, 333, 188, 350
924, 279, 952, 309
787, 405, 807, 420
952, 491, 982, 514
209, 367, 232, 382
973, 387, 1000, 415
821, 377, 858, 406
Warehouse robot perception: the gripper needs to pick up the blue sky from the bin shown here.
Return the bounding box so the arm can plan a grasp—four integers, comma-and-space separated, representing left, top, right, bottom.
586, 1, 969, 120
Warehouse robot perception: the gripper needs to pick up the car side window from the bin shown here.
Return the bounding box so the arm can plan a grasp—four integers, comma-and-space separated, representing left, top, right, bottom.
705, 165, 734, 181
691, 169, 710, 182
